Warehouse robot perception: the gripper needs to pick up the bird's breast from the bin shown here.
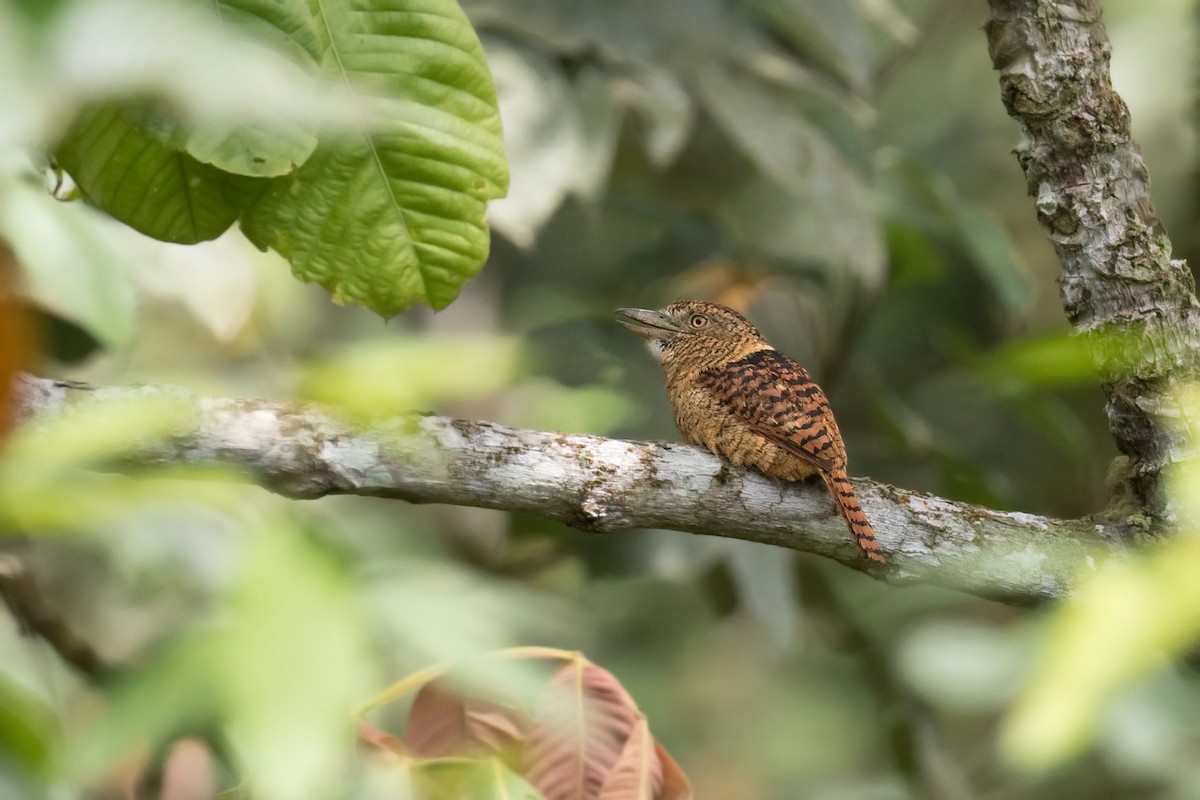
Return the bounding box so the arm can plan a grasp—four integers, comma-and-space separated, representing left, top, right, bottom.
667, 384, 820, 482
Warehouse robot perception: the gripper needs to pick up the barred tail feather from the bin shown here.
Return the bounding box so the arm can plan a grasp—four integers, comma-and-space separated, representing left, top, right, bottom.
823, 468, 885, 563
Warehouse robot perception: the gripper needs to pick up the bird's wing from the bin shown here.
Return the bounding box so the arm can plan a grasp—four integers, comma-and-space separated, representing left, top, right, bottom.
696, 349, 845, 473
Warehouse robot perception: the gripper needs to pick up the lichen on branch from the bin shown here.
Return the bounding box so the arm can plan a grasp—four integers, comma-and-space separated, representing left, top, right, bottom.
11, 375, 1116, 605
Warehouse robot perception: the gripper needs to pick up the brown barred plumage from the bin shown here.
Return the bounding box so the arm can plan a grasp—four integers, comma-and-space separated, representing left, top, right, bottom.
616, 301, 884, 563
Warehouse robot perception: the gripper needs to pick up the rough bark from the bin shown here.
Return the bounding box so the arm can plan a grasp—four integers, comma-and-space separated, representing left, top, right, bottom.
986, 0, 1200, 510
12, 375, 1116, 605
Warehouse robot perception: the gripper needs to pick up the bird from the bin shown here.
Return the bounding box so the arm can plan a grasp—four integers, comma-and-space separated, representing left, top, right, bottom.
616, 300, 884, 563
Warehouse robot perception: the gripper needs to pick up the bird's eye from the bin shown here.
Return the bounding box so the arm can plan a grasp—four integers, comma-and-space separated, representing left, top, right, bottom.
689, 313, 708, 329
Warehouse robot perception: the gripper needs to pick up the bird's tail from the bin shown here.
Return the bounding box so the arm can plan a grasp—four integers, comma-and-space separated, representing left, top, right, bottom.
823, 467, 885, 563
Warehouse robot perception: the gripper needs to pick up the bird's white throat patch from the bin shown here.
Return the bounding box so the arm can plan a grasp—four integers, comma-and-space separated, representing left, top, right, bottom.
645, 339, 668, 361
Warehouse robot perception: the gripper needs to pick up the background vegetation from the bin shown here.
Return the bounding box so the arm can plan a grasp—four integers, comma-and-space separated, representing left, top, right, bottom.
2, 0, 1198, 797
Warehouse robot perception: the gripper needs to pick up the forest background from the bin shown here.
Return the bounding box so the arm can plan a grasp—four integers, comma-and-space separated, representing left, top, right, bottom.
1, 0, 1197, 798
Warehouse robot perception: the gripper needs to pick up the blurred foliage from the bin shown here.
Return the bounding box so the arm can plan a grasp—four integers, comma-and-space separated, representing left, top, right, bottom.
2, 0, 1200, 798
4, 0, 509, 316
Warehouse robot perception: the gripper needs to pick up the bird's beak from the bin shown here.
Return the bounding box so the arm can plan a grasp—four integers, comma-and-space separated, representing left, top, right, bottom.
614, 307, 685, 337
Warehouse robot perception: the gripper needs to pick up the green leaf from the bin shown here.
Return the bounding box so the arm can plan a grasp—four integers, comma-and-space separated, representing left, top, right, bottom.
738, 0, 874, 93
411, 757, 544, 800
183, 118, 318, 178
300, 336, 521, 417
240, 0, 509, 315
55, 105, 242, 244
178, 0, 324, 177
0, 171, 135, 347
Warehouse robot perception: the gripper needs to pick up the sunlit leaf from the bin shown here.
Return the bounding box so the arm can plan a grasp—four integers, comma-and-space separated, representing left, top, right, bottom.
53, 0, 329, 178
240, 0, 509, 314
216, 526, 375, 800
497, 380, 638, 435
173, 0, 323, 177
1001, 536, 1200, 772
1003, 399, 1200, 775
2, 392, 192, 473
411, 757, 544, 800
301, 337, 521, 416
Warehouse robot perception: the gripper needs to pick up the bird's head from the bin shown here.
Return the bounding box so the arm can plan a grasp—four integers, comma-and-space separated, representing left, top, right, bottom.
615, 301, 771, 375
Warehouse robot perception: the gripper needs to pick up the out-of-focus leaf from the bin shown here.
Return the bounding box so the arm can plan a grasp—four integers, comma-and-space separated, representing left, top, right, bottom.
654, 742, 692, 800
884, 220, 943, 288
722, 539, 800, 657
63, 642, 214, 782
883, 157, 1031, 317
898, 621, 1028, 711
158, 738, 216, 800
178, 117, 317, 179
698, 63, 884, 288
0, 674, 53, 779
404, 682, 528, 761
1001, 536, 1200, 772
696, 62, 835, 196
980, 333, 1095, 391
411, 757, 544, 800
52, 0, 332, 172
498, 381, 639, 435
173, 0, 322, 177
624, 65, 692, 168
1003, 405, 1200, 772
594, 719, 661, 800
483, 39, 594, 248
572, 66, 623, 204
55, 105, 242, 244
360, 719, 406, 755
2, 392, 191, 475
1, 168, 135, 348
738, 0, 873, 93
240, 0, 509, 314
128, 230, 259, 343
215, 526, 375, 800
527, 660, 647, 800
300, 337, 521, 416
0, 6, 42, 150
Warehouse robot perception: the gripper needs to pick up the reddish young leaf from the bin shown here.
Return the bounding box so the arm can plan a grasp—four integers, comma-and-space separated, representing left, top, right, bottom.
594, 718, 661, 800
654, 742, 693, 800
526, 660, 642, 800
159, 738, 215, 800
403, 682, 528, 763
359, 719, 405, 756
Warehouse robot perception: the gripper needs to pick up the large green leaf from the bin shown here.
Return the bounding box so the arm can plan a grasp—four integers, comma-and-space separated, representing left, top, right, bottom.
55, 105, 241, 244
240, 0, 509, 315
178, 0, 324, 177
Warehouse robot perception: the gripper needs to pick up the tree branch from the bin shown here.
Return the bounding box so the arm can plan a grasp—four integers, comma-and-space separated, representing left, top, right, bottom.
0, 550, 106, 677
12, 375, 1116, 604
986, 0, 1200, 508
